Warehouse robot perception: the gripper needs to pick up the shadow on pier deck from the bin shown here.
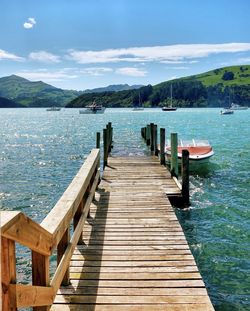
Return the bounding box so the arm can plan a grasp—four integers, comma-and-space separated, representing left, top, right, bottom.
51, 156, 214, 311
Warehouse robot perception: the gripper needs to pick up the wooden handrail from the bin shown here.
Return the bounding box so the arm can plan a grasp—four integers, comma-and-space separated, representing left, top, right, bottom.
1, 148, 100, 310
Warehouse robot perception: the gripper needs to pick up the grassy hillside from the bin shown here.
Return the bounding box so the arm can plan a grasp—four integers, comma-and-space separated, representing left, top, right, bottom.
67, 65, 250, 108
0, 75, 81, 107
185, 65, 250, 87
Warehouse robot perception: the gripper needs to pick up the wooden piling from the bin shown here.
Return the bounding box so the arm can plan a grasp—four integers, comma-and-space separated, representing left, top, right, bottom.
160, 128, 166, 165
96, 132, 100, 149
146, 124, 150, 145
182, 149, 190, 206
103, 128, 108, 168
150, 123, 154, 152
154, 124, 158, 156
170, 133, 178, 177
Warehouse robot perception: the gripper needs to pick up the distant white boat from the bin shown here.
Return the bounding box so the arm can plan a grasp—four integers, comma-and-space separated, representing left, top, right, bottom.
79, 101, 105, 114
230, 103, 248, 110
46, 106, 61, 111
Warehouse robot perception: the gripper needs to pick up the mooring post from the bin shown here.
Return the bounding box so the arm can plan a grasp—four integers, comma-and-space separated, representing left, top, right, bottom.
108, 122, 112, 152
103, 128, 108, 168
160, 128, 166, 165
154, 124, 158, 156
96, 132, 100, 149
150, 123, 154, 152
146, 124, 150, 145
170, 132, 178, 177
182, 149, 190, 206
141, 127, 144, 140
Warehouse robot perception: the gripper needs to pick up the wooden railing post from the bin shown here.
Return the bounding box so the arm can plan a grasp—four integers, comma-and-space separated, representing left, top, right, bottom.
154, 124, 158, 156
103, 128, 108, 168
150, 123, 154, 152
182, 150, 190, 206
1, 237, 17, 311
171, 132, 178, 177
160, 128, 166, 165
32, 252, 50, 311
146, 124, 150, 145
57, 228, 70, 285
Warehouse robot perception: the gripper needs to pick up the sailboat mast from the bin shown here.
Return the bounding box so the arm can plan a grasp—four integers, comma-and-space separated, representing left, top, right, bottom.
170, 84, 172, 107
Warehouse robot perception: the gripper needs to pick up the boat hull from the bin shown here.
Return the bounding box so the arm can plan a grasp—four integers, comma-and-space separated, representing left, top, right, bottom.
79, 108, 106, 114
162, 107, 177, 111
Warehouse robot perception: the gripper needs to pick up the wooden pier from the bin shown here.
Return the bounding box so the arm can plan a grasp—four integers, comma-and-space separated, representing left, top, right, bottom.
1, 123, 214, 311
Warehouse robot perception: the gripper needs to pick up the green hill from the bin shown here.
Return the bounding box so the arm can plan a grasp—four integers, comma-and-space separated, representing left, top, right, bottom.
67, 65, 250, 108
0, 75, 81, 107
186, 65, 250, 87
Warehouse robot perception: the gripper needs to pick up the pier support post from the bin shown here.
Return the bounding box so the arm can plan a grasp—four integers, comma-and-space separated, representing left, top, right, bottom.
146, 124, 150, 145
150, 123, 154, 152
182, 150, 190, 206
170, 132, 178, 177
96, 132, 100, 149
154, 124, 158, 156
160, 128, 166, 165
103, 128, 108, 168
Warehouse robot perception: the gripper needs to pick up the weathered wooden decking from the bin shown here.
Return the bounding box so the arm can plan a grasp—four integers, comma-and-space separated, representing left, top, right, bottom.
51, 156, 214, 311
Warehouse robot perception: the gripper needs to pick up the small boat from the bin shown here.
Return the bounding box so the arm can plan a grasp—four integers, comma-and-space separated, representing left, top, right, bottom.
162, 84, 177, 111
165, 139, 214, 165
230, 103, 248, 110
46, 106, 61, 111
79, 101, 105, 114
133, 92, 144, 111
220, 109, 234, 115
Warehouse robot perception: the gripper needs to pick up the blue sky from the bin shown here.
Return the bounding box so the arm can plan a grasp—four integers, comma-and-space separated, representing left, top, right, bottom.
0, 0, 250, 90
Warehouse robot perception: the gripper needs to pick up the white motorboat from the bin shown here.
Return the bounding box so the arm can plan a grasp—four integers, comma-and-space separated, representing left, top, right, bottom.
79, 101, 105, 114
230, 103, 248, 110
165, 139, 214, 165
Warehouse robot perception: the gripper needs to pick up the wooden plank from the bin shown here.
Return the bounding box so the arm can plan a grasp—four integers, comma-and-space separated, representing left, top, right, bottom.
10, 284, 54, 308
51, 304, 214, 311
58, 287, 207, 296
54, 295, 211, 304
67, 279, 205, 288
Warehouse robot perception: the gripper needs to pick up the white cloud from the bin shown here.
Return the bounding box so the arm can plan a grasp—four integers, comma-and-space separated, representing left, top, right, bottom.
80, 67, 113, 76
29, 51, 61, 63
67, 43, 250, 64
116, 67, 147, 77
15, 69, 77, 82
23, 17, 36, 29
0, 49, 24, 61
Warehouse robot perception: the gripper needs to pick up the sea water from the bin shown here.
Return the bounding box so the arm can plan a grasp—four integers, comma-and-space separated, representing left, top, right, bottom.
0, 108, 249, 310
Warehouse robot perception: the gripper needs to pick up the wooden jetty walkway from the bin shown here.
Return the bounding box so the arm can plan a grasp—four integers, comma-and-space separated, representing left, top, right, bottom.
1, 123, 214, 311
